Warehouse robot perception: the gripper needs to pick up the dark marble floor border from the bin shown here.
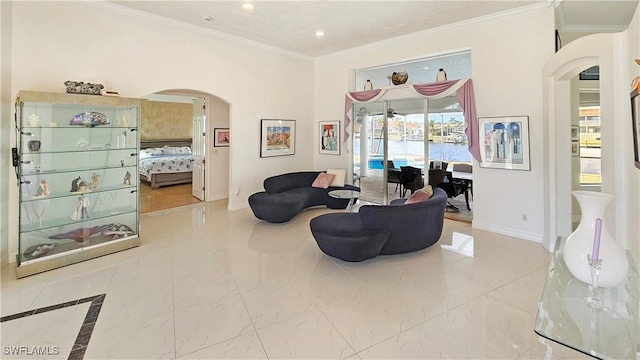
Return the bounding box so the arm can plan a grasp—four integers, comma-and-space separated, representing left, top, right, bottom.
1, 294, 106, 360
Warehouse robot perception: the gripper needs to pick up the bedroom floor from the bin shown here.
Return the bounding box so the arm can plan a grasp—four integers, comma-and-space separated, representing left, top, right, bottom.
139, 182, 201, 213
1, 200, 591, 359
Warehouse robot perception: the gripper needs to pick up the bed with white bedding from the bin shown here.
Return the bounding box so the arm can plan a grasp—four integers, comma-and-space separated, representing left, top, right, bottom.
139, 139, 193, 189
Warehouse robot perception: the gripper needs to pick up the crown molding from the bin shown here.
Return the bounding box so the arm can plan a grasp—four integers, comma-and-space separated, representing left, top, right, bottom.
318, 1, 552, 60
555, 0, 629, 33
76, 0, 313, 61
561, 24, 629, 33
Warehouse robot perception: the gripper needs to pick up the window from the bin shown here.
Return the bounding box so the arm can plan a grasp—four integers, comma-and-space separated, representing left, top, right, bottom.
428, 97, 472, 169
578, 105, 601, 185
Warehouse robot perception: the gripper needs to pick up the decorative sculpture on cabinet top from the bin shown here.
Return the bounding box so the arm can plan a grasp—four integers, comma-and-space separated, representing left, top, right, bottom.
64, 80, 104, 95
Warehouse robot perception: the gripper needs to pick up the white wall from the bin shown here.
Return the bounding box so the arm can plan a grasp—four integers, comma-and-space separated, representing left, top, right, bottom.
314, 4, 554, 242
0, 1, 12, 268
209, 96, 230, 201
7, 1, 314, 258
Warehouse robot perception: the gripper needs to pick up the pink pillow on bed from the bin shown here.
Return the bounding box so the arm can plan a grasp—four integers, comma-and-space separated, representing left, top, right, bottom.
312, 173, 336, 189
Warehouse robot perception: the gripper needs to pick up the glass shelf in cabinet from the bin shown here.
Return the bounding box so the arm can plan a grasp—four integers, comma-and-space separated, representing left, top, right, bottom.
21, 164, 137, 176
21, 126, 137, 129
20, 147, 138, 155
21, 184, 137, 203
20, 206, 137, 233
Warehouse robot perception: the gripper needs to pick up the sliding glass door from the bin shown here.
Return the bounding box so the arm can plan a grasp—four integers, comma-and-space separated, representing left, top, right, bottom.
353, 99, 426, 205
352, 95, 473, 205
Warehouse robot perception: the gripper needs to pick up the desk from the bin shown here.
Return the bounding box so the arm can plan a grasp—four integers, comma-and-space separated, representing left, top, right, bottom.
451, 171, 473, 211
328, 189, 360, 212
534, 237, 639, 359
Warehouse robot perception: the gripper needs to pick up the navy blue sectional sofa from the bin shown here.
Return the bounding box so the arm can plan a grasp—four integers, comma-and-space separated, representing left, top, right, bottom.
309, 187, 447, 261
248, 171, 360, 223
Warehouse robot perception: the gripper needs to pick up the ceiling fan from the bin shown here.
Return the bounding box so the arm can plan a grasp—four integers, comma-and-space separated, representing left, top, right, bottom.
371, 108, 407, 118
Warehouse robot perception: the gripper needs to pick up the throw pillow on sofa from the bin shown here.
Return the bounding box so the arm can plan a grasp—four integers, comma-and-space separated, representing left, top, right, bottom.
327, 168, 346, 187
421, 185, 434, 198
405, 189, 431, 204
312, 173, 336, 189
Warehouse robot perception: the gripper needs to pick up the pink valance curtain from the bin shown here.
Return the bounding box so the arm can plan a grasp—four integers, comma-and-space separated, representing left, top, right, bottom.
344, 79, 480, 162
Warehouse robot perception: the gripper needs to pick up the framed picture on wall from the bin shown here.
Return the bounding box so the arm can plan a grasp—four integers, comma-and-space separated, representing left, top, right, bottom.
260, 119, 296, 157
571, 141, 580, 157
319, 121, 340, 155
571, 125, 579, 141
478, 115, 531, 170
213, 128, 230, 147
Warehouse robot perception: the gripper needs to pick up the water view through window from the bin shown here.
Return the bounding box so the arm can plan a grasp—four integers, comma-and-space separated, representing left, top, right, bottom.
353, 110, 472, 172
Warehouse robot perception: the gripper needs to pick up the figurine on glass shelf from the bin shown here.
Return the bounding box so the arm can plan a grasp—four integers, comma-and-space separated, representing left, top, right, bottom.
27, 114, 40, 127
76, 138, 89, 150
71, 195, 90, 221
33, 179, 50, 198
77, 179, 90, 192
70, 176, 91, 193
91, 173, 101, 189
123, 171, 131, 186
71, 197, 82, 221
70, 176, 81, 193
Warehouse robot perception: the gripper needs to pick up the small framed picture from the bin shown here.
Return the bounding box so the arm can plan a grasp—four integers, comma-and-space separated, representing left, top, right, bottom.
571, 141, 580, 157
214, 128, 230, 147
319, 121, 340, 155
571, 125, 579, 141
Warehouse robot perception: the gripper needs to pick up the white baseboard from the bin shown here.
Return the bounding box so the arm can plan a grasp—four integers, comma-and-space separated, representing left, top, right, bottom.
208, 193, 228, 201
472, 220, 544, 243
227, 202, 248, 212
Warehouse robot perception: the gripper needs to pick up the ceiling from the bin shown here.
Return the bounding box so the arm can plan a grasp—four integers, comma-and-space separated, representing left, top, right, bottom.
106, 1, 638, 58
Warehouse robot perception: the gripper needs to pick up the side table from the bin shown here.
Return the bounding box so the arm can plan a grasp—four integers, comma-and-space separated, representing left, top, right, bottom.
328, 189, 360, 212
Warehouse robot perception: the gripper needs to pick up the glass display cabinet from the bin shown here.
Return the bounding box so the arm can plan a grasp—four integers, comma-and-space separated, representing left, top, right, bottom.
15, 91, 140, 278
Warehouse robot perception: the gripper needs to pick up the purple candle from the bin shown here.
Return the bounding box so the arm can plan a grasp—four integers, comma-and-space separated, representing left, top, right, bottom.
592, 218, 602, 261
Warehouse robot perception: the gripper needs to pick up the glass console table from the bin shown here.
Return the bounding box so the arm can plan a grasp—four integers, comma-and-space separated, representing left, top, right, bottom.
534, 237, 639, 359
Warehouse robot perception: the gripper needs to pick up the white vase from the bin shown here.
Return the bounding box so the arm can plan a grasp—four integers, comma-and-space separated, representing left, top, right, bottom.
564, 191, 628, 288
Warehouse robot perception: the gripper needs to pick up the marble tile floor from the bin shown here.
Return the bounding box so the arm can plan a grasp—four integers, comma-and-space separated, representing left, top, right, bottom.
1, 200, 592, 359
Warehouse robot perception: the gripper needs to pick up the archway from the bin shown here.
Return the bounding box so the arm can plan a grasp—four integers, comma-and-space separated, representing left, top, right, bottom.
139, 89, 231, 212
543, 33, 629, 252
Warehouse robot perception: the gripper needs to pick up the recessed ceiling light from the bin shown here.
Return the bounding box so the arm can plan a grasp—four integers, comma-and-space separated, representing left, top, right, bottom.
423, 67, 429, 70
203, 16, 213, 21
315, 31, 325, 37
242, 3, 254, 10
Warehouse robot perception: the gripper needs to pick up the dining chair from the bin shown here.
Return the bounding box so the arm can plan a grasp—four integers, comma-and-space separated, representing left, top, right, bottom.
452, 163, 473, 197
381, 160, 402, 193
400, 166, 424, 197
428, 169, 463, 212
429, 160, 449, 171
